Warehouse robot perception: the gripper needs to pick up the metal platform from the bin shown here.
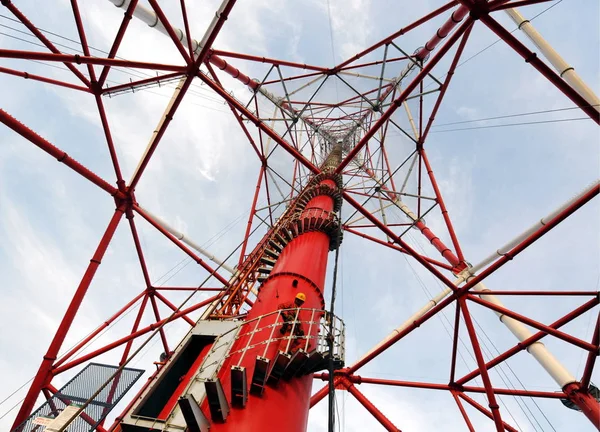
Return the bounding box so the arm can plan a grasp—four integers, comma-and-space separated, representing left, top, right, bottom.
15, 363, 143, 432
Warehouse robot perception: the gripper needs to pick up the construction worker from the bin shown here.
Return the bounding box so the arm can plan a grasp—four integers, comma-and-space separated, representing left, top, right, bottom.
278, 292, 306, 340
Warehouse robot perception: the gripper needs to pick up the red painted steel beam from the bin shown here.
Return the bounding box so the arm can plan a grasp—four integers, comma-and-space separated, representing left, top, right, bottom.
154, 291, 196, 327
581, 311, 600, 389
336, 19, 473, 173
147, 0, 192, 64
0, 49, 187, 73
119, 294, 149, 365
468, 294, 597, 351
156, 286, 225, 292
0, 66, 90, 92
178, 0, 194, 58
0, 108, 125, 199
563, 382, 600, 429
338, 56, 410, 72
238, 168, 265, 266
41, 389, 59, 419
348, 223, 416, 228
346, 382, 402, 432
261, 70, 323, 86
457, 1, 600, 123
336, 375, 569, 399
3, 0, 90, 87
457, 393, 519, 432
346, 376, 450, 391
451, 391, 476, 432
343, 226, 454, 271
460, 385, 567, 399
98, 0, 139, 87
149, 294, 170, 355
53, 291, 146, 369
71, 0, 128, 189
417, 30, 470, 260
70, 0, 97, 83
484, 0, 515, 10
310, 376, 343, 407
127, 215, 152, 288
414, 6, 469, 61
210, 49, 327, 72
95, 94, 126, 188
469, 290, 599, 296
11, 206, 126, 429
52, 294, 219, 375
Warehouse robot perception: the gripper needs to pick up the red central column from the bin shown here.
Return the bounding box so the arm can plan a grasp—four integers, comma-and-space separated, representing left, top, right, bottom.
209, 146, 343, 432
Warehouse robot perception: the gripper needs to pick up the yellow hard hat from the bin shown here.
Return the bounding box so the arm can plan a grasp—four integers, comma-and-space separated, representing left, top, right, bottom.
295, 293, 306, 302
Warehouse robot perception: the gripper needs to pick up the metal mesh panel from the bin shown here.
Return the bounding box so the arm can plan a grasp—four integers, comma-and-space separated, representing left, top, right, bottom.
15, 363, 144, 432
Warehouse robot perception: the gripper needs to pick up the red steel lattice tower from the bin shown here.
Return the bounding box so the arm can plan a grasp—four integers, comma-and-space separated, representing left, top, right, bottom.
1, 1, 599, 431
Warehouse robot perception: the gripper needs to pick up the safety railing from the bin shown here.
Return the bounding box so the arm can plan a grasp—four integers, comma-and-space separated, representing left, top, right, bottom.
214, 308, 345, 368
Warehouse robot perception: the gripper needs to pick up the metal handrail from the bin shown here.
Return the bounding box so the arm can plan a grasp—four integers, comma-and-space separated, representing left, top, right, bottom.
210, 308, 345, 367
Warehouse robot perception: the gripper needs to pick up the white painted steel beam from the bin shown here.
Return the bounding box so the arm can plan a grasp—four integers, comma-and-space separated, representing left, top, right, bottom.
505, 8, 600, 113
139, 206, 236, 275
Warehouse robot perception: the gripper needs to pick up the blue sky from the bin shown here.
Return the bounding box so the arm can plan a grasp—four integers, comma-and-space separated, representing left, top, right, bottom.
0, 1, 599, 431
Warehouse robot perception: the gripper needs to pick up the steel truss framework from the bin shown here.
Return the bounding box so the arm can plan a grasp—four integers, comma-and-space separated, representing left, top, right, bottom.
1, 0, 599, 431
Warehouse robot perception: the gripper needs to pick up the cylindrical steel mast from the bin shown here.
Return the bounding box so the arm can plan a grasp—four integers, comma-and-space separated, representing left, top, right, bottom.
207, 145, 343, 431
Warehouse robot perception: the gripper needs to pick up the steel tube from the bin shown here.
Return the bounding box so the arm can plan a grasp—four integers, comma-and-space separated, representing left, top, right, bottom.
134, 205, 231, 286
346, 383, 401, 432
0, 66, 90, 92
0, 48, 186, 72
457, 393, 519, 432
505, 8, 600, 113
52, 291, 146, 369
0, 108, 124, 199
137, 205, 235, 274
98, 0, 140, 86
